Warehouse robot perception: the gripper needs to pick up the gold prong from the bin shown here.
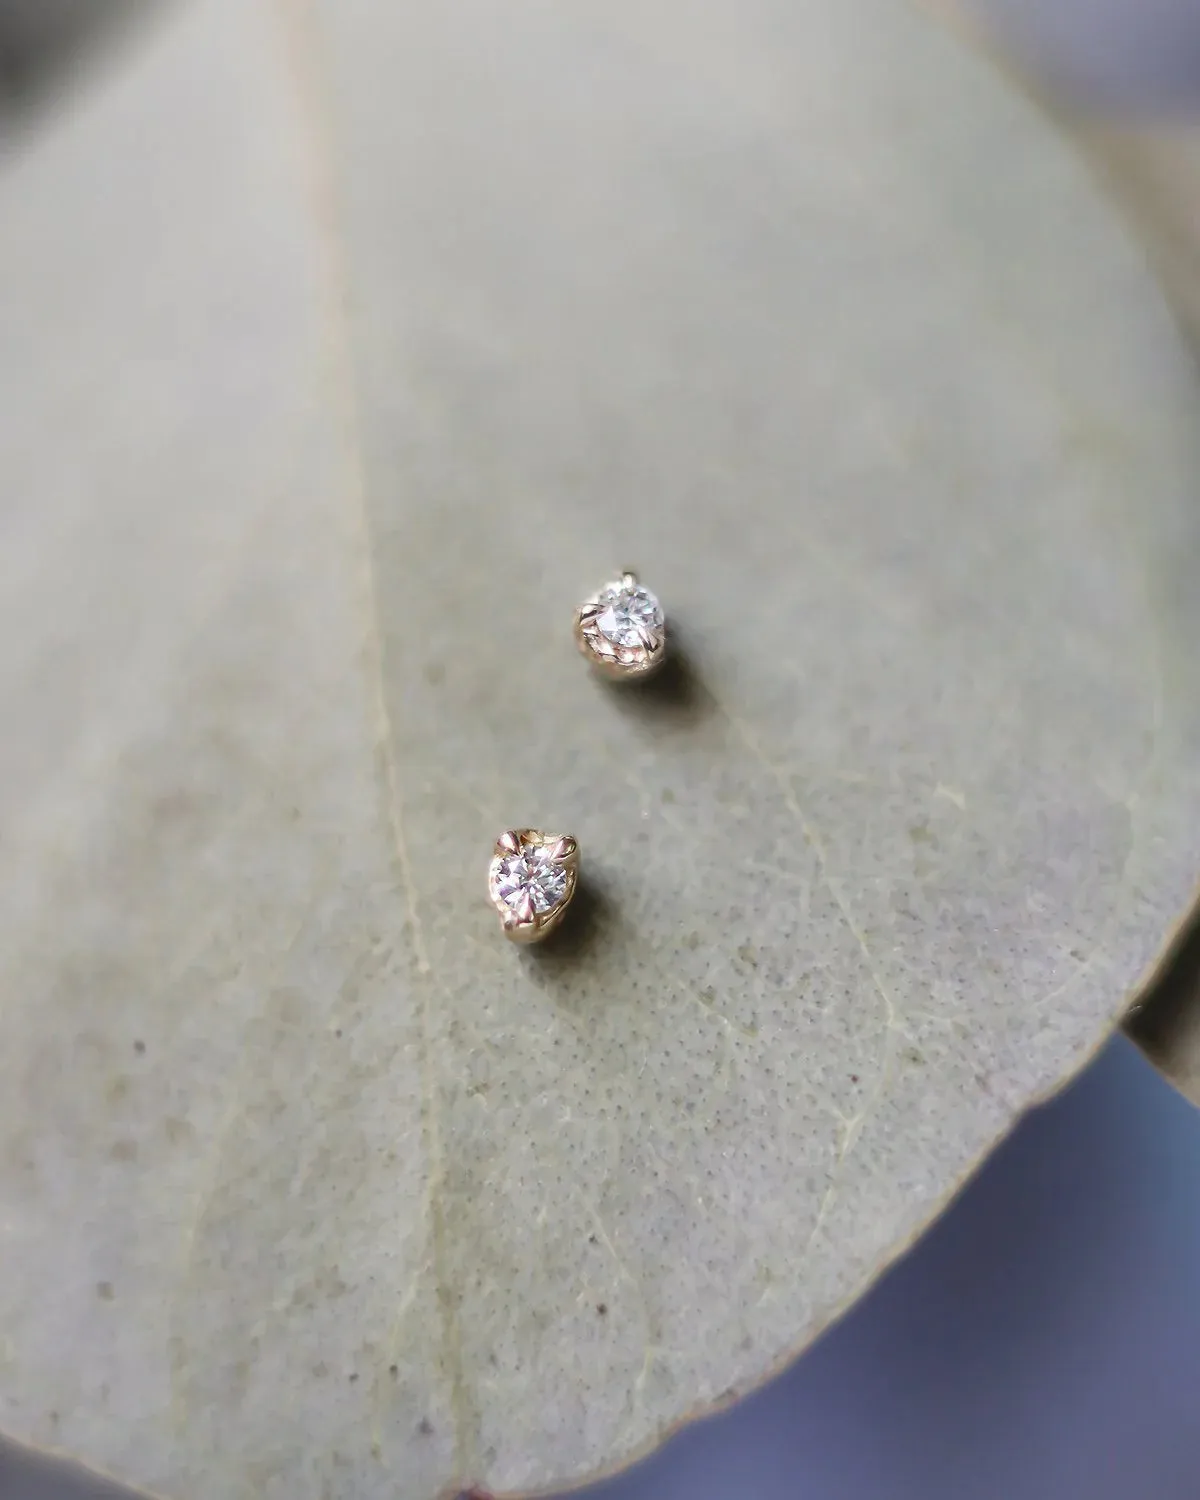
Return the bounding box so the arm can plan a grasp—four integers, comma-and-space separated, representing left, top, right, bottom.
496, 829, 522, 856
546, 835, 577, 863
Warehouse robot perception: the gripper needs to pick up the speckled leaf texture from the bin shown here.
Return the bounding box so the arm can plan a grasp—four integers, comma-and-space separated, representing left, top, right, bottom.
1, 1, 1199, 1497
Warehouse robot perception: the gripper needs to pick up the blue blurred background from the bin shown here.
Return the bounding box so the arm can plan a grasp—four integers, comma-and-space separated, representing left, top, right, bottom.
573, 1038, 1200, 1500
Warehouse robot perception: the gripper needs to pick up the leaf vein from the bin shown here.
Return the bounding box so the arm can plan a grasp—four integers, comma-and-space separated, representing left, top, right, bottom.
274, 0, 468, 1473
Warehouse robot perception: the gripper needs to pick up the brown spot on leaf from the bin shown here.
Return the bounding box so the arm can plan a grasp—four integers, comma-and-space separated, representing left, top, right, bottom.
277, 988, 307, 1030
151, 788, 201, 824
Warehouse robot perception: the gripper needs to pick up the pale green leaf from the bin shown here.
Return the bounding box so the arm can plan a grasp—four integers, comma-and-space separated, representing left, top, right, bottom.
1, 2, 1199, 1497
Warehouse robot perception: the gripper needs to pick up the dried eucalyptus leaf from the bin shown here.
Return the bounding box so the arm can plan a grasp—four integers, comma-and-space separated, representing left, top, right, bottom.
925, 4, 1200, 1102
1071, 125, 1200, 1106
1126, 912, 1200, 1106
2, 1, 1199, 1497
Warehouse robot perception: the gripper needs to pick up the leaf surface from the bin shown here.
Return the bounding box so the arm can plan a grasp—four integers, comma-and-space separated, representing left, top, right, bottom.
1, 1, 1199, 1496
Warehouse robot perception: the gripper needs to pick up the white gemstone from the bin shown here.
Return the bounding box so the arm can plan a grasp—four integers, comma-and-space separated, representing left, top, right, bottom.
490, 845, 568, 913
593, 581, 664, 649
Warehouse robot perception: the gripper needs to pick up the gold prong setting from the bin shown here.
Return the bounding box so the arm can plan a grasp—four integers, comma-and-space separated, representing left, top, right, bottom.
574, 571, 666, 680
488, 828, 580, 944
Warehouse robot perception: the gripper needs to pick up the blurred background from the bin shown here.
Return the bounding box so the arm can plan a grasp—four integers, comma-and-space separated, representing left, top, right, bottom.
2, 1, 1200, 1498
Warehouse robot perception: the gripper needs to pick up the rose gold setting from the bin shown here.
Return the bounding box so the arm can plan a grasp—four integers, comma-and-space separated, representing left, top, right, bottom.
488, 828, 580, 945
574, 570, 667, 681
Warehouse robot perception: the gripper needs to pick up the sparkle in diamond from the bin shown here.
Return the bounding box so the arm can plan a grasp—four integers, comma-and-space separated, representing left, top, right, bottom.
490, 845, 568, 913
593, 581, 664, 649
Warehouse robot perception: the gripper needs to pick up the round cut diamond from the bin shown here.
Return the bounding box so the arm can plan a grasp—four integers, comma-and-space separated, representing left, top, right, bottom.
594, 581, 664, 649
490, 845, 568, 913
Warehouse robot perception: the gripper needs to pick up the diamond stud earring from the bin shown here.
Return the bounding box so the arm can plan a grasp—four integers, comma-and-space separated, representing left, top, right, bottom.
574, 571, 666, 680
488, 829, 580, 944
